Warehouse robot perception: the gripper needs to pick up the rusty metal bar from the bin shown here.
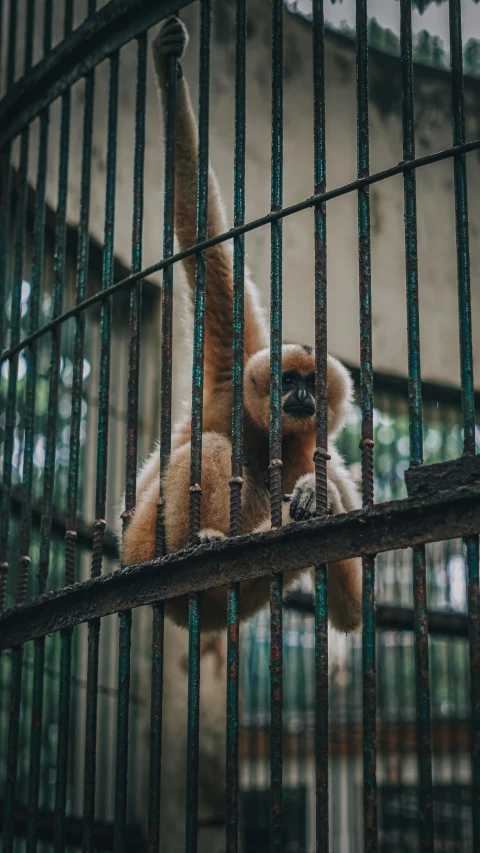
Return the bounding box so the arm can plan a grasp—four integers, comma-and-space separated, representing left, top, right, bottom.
114, 30, 147, 853
466, 535, 480, 849
0, 0, 193, 149
2, 135, 480, 367
14, 0, 38, 609
399, 3, 434, 849
147, 43, 177, 853
23, 0, 53, 839
1, 483, 479, 652
226, 0, 246, 848
312, 1, 329, 850
51, 6, 75, 849
0, 0, 19, 614
448, 2, 479, 847
0, 0, 17, 381
269, 0, 284, 849
113, 609, 132, 853
186, 4, 212, 851
355, 1, 377, 848
1, 3, 35, 850
82, 48, 119, 853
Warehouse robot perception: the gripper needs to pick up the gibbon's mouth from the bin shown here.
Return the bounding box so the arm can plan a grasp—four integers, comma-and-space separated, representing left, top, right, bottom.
283, 402, 315, 419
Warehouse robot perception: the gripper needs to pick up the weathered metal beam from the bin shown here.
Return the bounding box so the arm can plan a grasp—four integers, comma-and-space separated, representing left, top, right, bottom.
1, 484, 479, 651
0, 0, 192, 149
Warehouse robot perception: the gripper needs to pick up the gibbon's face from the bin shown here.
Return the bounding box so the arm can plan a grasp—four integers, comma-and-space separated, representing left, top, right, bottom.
244, 344, 317, 435
282, 369, 316, 421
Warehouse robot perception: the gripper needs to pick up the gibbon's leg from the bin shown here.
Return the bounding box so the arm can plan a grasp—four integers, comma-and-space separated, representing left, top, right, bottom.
284, 473, 362, 633
163, 433, 305, 631
151, 17, 266, 392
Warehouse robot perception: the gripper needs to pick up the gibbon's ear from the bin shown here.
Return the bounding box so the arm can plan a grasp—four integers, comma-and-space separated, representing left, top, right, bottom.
244, 348, 271, 432
326, 355, 354, 437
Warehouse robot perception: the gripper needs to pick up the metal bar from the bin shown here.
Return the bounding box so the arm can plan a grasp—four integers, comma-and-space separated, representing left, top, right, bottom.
356, 2, 377, 849
412, 547, 434, 851
41, 5, 73, 851
1, 4, 34, 850
54, 627, 73, 850
449, 0, 475, 455
65, 20, 96, 592
399, 4, 433, 849
226, 0, 246, 848
38, 0, 72, 597
122, 31, 146, 537
448, 8, 479, 845
82, 618, 100, 853
147, 40, 176, 853
1, 484, 480, 650
269, 1, 284, 850
0, 0, 19, 613
186, 4, 211, 851
0, 0, 194, 149
6, 0, 36, 605
18, 0, 51, 607
113, 610, 132, 853
1, 644, 23, 853
312, 2, 328, 850
0, 0, 20, 380
2, 135, 480, 365
24, 10, 52, 842
466, 536, 480, 849
83, 48, 119, 853
115, 31, 146, 853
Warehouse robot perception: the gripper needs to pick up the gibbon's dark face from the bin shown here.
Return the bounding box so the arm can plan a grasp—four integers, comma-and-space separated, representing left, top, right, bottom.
282, 369, 315, 420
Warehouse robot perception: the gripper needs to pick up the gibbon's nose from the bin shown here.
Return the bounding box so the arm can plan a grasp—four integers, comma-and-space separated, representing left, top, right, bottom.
297, 387, 307, 403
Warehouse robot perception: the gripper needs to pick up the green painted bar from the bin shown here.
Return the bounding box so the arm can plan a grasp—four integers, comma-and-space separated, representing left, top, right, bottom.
399, 3, 434, 850
226, 0, 246, 848
148, 43, 177, 853
448, 3, 479, 848
83, 47, 119, 853
1, 4, 35, 849
25, 12, 53, 847
0, 0, 18, 613
312, 1, 329, 849
186, 3, 212, 851
269, 1, 284, 851
355, 2, 377, 850
115, 31, 147, 853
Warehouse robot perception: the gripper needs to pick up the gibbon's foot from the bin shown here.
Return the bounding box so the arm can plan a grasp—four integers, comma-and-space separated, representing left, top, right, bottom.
152, 16, 189, 82
197, 528, 227, 546
289, 472, 339, 521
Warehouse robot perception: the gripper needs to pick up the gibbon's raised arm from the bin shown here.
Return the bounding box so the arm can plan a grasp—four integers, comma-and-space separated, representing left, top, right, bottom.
152, 18, 267, 392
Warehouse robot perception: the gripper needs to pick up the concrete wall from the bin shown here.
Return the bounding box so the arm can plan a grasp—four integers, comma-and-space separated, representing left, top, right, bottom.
8, 0, 480, 407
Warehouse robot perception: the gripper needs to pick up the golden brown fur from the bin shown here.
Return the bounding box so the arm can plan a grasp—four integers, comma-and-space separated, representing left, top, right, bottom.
119, 17, 362, 634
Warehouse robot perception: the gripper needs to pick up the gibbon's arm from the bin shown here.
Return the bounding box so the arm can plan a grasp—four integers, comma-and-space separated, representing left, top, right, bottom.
152, 18, 266, 391
253, 473, 362, 634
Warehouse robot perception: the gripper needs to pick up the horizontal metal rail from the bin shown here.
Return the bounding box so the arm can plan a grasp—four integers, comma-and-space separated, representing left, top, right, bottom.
1, 483, 479, 650
1, 137, 479, 364
0, 0, 192, 149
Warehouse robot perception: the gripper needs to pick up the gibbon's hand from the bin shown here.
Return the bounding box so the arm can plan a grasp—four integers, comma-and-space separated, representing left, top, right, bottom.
152, 16, 189, 84
288, 472, 342, 522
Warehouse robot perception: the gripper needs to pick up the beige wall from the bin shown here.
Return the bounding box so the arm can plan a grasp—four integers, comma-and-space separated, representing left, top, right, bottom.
10, 0, 479, 406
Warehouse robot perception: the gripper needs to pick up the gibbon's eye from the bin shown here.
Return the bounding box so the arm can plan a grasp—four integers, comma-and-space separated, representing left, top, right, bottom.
283, 376, 293, 386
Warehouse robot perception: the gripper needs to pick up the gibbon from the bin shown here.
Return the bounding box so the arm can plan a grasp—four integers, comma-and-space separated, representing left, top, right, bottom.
120, 16, 362, 634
